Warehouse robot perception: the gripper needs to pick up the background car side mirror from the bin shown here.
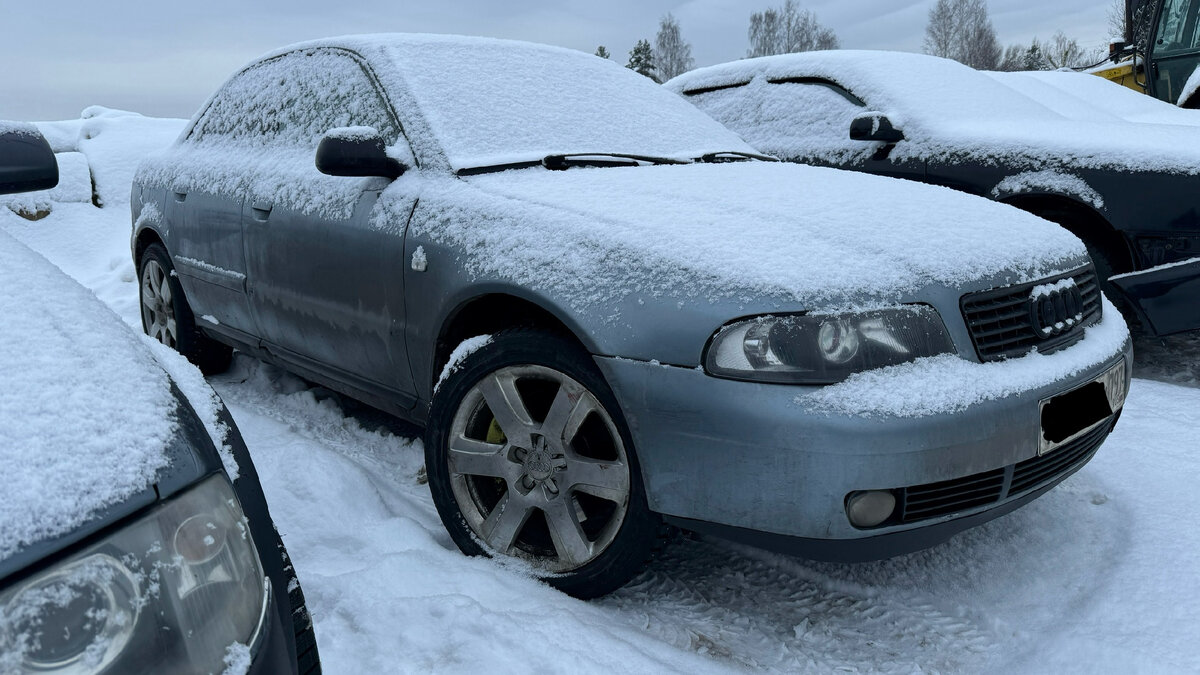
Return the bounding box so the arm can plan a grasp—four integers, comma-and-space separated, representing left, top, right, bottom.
0, 125, 59, 195
316, 127, 406, 179
849, 113, 905, 143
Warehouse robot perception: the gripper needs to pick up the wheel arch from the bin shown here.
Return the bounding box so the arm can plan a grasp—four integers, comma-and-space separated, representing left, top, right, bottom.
431, 292, 595, 393
1000, 193, 1135, 274
133, 226, 166, 269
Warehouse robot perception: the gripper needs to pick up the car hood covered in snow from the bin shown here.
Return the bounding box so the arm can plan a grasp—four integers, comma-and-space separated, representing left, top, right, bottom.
0, 232, 177, 575
433, 161, 1089, 311
666, 50, 1200, 176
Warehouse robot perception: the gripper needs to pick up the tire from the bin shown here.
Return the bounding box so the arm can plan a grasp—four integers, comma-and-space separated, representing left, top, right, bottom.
138, 243, 233, 374
425, 329, 659, 599
278, 537, 322, 675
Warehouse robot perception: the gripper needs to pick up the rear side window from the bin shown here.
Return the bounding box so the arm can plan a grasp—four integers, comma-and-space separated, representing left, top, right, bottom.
688, 77, 872, 164
189, 49, 400, 149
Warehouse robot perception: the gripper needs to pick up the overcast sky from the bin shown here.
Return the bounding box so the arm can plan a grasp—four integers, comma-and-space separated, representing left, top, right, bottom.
0, 0, 1114, 121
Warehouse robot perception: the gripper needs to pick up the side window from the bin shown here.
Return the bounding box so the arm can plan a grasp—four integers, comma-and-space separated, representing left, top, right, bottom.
189, 50, 402, 149
688, 78, 871, 164
1155, 0, 1200, 52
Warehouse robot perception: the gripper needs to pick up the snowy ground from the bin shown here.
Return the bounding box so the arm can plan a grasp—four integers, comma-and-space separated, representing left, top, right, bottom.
4, 113, 1200, 673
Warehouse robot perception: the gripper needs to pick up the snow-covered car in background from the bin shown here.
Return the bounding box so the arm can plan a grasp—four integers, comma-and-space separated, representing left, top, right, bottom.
132, 35, 1131, 598
0, 129, 319, 674
666, 51, 1200, 337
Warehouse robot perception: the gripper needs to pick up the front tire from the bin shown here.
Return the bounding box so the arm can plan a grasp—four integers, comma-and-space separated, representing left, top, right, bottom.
138, 243, 233, 374
425, 330, 658, 598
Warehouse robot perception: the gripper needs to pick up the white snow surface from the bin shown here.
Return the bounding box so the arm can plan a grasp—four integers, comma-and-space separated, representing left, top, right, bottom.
0, 121, 39, 136
1177, 64, 1200, 107
667, 50, 1200, 175
434, 335, 492, 393
991, 169, 1105, 209
437, 161, 1086, 309
0, 230, 174, 561
803, 297, 1128, 418
987, 70, 1200, 127
8, 109, 1200, 674
372, 33, 757, 170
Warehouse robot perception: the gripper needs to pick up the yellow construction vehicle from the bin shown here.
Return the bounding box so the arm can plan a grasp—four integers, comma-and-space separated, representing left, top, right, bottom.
1094, 0, 1200, 106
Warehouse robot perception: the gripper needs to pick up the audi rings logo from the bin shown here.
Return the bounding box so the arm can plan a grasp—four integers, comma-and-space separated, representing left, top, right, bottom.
1028, 279, 1084, 338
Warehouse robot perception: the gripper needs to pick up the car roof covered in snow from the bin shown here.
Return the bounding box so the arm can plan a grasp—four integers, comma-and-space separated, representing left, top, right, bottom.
0, 231, 175, 567
665, 50, 1200, 175
193, 33, 759, 173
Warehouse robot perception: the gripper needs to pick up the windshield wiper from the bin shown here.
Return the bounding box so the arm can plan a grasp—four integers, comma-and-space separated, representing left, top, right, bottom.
695, 151, 778, 163
457, 153, 690, 177
541, 153, 688, 170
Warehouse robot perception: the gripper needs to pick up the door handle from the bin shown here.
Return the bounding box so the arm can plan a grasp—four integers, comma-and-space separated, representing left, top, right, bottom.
172, 191, 187, 202
251, 206, 272, 221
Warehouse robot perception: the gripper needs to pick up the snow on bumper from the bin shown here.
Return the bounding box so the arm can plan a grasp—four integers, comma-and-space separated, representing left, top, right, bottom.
595, 301, 1131, 552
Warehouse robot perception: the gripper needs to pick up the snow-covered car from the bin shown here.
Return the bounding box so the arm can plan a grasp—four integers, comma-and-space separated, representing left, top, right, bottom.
1, 131, 319, 675
132, 34, 1131, 598
665, 50, 1200, 337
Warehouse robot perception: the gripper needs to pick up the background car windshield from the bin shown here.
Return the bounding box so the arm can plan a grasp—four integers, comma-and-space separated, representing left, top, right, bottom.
378, 36, 757, 171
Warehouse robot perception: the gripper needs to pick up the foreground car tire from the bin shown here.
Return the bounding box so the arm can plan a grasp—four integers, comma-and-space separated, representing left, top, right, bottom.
425, 330, 659, 598
138, 243, 233, 374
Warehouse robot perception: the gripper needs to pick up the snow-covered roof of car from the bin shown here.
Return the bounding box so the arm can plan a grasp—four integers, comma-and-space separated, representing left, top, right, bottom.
218, 33, 760, 172
666, 50, 1200, 175
0, 232, 175, 561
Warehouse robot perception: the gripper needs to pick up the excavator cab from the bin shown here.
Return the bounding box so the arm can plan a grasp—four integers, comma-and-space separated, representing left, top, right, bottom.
1095, 0, 1200, 106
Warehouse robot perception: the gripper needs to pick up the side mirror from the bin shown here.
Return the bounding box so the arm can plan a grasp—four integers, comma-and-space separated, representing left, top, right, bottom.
316, 127, 405, 179
849, 113, 904, 143
0, 125, 58, 195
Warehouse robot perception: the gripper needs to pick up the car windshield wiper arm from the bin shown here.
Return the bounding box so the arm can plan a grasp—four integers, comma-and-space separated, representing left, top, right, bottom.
541, 153, 688, 170
695, 151, 778, 164
458, 153, 689, 177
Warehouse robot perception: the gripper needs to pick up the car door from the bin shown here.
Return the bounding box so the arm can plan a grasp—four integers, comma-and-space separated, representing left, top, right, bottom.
234, 49, 421, 400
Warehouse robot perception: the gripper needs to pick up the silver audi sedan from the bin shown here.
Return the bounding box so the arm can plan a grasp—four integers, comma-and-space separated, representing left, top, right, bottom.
131, 34, 1131, 597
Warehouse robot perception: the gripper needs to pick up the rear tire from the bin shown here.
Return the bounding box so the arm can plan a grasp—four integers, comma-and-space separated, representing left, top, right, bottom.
138, 243, 233, 374
425, 329, 658, 598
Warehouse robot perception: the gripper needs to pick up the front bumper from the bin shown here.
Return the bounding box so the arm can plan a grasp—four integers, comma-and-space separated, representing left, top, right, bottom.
596, 336, 1132, 561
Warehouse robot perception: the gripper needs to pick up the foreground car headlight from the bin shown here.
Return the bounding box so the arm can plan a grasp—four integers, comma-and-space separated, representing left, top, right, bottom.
706, 306, 955, 384
0, 475, 268, 674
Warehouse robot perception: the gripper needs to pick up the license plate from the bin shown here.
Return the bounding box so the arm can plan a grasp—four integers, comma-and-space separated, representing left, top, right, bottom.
1038, 359, 1127, 456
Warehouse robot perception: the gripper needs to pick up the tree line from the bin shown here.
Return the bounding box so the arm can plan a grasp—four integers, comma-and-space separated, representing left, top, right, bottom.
598, 0, 1113, 83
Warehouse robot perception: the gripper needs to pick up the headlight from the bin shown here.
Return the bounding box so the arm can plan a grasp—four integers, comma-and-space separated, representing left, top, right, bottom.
705, 305, 955, 384
0, 475, 269, 675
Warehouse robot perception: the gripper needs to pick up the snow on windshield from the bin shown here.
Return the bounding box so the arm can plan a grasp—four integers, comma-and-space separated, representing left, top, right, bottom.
375, 34, 757, 170
0, 232, 174, 560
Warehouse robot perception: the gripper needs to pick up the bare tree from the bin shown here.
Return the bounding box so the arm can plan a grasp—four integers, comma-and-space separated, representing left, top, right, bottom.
1042, 31, 1092, 69
1109, 0, 1156, 46
626, 39, 658, 82
923, 0, 1002, 70
655, 13, 695, 81
747, 0, 839, 58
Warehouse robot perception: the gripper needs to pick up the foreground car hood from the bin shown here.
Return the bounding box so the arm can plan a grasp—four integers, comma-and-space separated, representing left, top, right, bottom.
457, 161, 1087, 309
0, 232, 178, 575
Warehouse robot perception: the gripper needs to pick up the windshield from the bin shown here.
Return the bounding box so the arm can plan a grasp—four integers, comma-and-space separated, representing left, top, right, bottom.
378, 36, 758, 171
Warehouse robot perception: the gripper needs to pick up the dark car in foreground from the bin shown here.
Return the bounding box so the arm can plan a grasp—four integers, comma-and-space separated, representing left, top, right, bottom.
666, 50, 1200, 336
132, 35, 1129, 597
0, 126, 318, 674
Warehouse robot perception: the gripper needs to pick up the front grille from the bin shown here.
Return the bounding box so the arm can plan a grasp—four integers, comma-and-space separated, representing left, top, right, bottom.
895, 417, 1113, 525
961, 266, 1102, 362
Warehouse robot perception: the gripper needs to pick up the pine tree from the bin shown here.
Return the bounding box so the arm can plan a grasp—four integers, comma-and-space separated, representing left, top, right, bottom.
595, 45, 611, 59
626, 39, 658, 82
655, 13, 695, 81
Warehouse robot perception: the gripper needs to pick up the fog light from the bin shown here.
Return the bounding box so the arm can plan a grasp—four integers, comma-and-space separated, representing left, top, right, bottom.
846, 490, 897, 528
